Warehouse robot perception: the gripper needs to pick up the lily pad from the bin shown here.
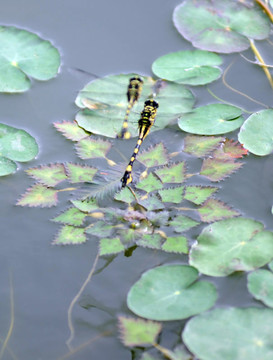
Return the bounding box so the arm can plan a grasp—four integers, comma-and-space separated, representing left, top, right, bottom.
178, 104, 244, 135
75, 74, 194, 138
190, 217, 273, 276
127, 264, 217, 321
0, 123, 38, 164
152, 50, 222, 85
0, 156, 17, 176
183, 307, 273, 360
0, 26, 60, 92
173, 0, 270, 54
247, 269, 273, 308
238, 109, 273, 156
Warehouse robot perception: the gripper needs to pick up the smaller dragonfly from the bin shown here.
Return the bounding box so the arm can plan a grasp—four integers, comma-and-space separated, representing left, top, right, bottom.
121, 99, 159, 188
116, 76, 143, 139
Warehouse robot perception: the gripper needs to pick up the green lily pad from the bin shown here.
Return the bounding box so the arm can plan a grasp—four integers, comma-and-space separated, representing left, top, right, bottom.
75, 74, 194, 138
0, 123, 38, 162
0, 26, 60, 92
152, 50, 222, 85
247, 269, 273, 308
238, 109, 273, 156
173, 0, 270, 53
0, 156, 17, 176
190, 217, 273, 276
178, 104, 244, 135
127, 264, 217, 321
183, 307, 273, 360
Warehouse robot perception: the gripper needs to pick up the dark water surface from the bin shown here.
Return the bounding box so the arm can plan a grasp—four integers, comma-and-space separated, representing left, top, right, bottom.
0, 0, 273, 359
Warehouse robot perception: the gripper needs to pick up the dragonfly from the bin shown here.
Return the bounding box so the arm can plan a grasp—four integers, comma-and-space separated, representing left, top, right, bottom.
116, 76, 143, 139
121, 99, 159, 188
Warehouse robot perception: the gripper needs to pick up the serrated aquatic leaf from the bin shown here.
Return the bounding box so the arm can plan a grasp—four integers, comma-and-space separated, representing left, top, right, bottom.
26, 163, 67, 186
16, 184, 58, 207
162, 236, 188, 254
53, 120, 89, 141
152, 50, 222, 85
190, 217, 273, 276
114, 187, 136, 204
118, 316, 162, 347
66, 163, 97, 183
178, 104, 244, 135
137, 193, 165, 211
0, 123, 38, 161
75, 138, 111, 159
200, 158, 243, 181
184, 185, 218, 205
238, 109, 273, 156
269, 260, 273, 272
53, 225, 86, 245
173, 0, 270, 53
127, 265, 217, 320
136, 234, 163, 249
169, 215, 200, 233
70, 198, 98, 212
247, 269, 273, 308
136, 173, 163, 193
52, 207, 87, 226
0, 26, 60, 92
183, 135, 224, 157
197, 198, 239, 222
146, 210, 169, 227
154, 162, 186, 183
183, 308, 273, 360
213, 139, 248, 159
0, 156, 17, 176
99, 237, 125, 255
138, 143, 169, 168
158, 186, 184, 204
86, 221, 113, 237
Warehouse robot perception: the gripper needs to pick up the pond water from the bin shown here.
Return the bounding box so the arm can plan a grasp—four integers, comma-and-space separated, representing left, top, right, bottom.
0, 0, 273, 359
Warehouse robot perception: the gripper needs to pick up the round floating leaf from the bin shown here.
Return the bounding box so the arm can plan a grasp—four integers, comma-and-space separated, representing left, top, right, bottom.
183, 307, 273, 360
238, 109, 273, 156
247, 269, 273, 308
75, 74, 194, 138
127, 264, 217, 321
173, 0, 270, 54
152, 50, 222, 85
190, 217, 273, 276
0, 123, 38, 162
178, 104, 244, 135
0, 26, 60, 92
0, 156, 17, 176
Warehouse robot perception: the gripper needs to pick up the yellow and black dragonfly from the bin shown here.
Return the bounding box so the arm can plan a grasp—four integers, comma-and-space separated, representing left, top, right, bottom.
121, 99, 159, 187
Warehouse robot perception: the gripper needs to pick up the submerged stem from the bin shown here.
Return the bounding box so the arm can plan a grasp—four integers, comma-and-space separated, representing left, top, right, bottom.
0, 272, 15, 360
249, 38, 273, 89
66, 252, 100, 350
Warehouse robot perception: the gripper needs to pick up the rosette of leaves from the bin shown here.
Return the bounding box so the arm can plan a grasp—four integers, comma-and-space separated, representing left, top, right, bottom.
0, 123, 38, 176
17, 135, 246, 250
0, 26, 60, 92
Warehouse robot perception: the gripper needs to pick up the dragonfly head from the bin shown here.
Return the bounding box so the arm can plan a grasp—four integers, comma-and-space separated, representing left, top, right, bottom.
144, 99, 159, 109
